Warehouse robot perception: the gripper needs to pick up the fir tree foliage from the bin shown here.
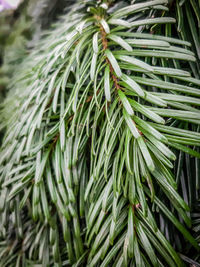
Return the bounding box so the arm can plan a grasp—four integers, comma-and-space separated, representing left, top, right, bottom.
0, 0, 200, 266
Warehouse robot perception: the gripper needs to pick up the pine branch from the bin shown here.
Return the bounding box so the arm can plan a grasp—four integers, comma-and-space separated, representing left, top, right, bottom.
0, 0, 200, 266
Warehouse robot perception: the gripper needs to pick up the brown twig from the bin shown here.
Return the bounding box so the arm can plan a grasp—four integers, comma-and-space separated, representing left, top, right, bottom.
100, 25, 121, 91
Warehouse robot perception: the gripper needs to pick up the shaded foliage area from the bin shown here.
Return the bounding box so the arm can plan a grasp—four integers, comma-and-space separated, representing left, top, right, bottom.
0, 0, 73, 100
0, 0, 200, 266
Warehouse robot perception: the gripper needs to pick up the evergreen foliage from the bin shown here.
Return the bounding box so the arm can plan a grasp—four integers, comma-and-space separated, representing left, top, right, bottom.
0, 0, 70, 100
0, 0, 200, 266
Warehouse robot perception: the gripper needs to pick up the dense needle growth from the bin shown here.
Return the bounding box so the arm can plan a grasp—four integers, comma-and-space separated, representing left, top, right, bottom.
0, 0, 200, 266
